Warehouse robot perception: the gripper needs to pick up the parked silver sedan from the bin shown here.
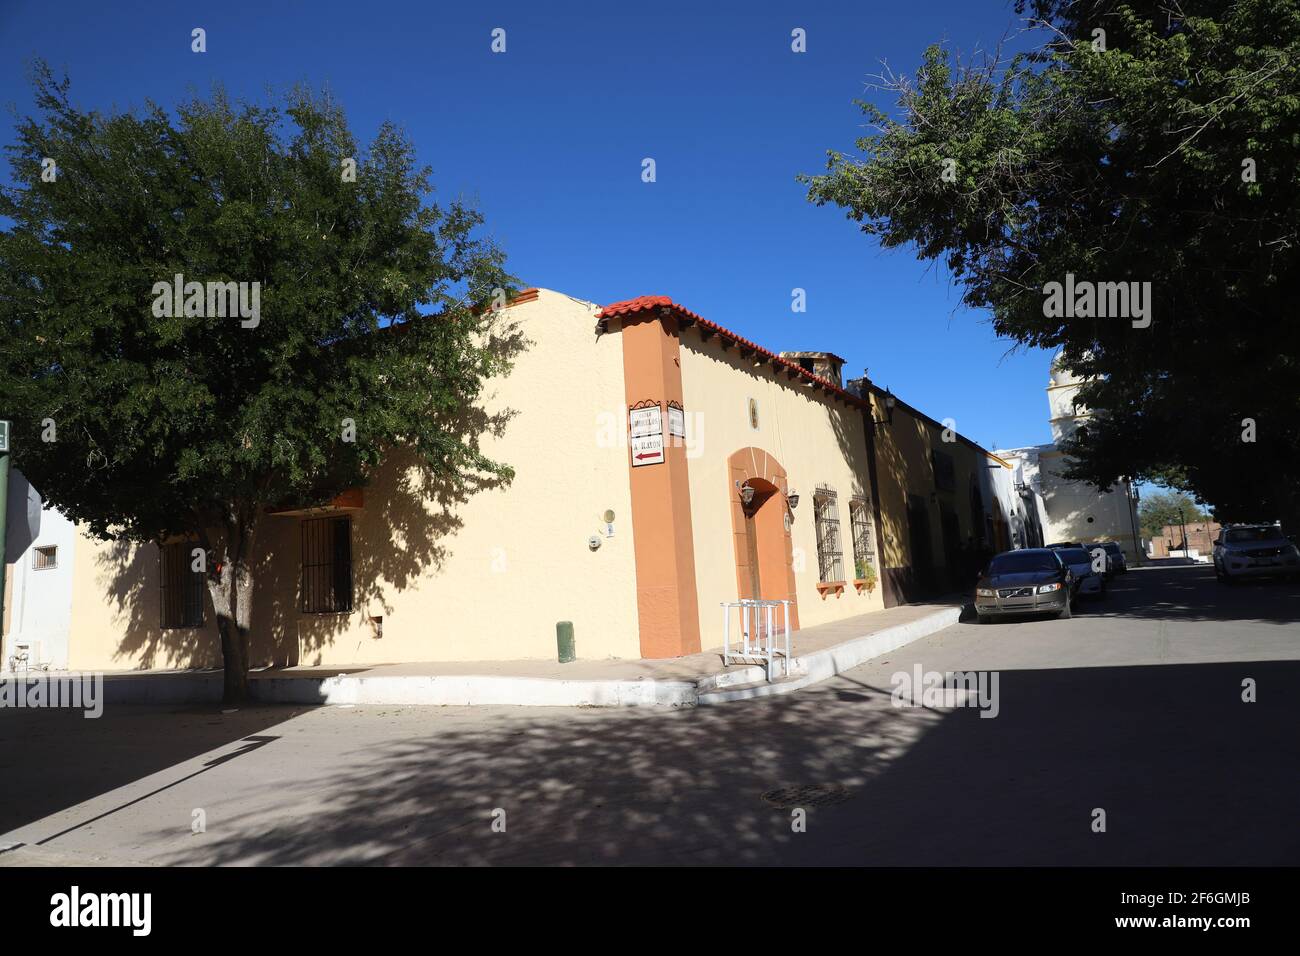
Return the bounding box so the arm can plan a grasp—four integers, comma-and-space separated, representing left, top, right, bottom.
1053, 546, 1107, 599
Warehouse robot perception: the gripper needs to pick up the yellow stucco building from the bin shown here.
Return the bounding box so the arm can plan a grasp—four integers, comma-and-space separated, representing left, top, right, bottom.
37, 289, 879, 669
7, 287, 1012, 672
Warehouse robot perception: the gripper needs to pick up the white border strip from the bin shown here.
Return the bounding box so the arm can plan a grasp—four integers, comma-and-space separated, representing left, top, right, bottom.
92, 607, 962, 710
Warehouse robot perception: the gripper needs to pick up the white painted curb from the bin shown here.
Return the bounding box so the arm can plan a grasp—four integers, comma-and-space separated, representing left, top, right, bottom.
98, 672, 697, 709
259, 674, 699, 708
94, 606, 962, 710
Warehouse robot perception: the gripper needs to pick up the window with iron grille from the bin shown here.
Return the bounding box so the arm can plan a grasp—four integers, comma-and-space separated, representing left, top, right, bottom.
33, 545, 57, 570
813, 486, 844, 583
850, 497, 875, 571
931, 448, 956, 492
159, 541, 205, 629
301, 516, 353, 614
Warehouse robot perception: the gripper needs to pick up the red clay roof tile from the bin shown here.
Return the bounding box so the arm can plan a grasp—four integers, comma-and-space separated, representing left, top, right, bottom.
596, 296, 868, 409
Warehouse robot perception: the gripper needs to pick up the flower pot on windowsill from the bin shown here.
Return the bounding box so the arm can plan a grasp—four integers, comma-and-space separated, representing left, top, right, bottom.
853, 561, 878, 594
816, 581, 846, 599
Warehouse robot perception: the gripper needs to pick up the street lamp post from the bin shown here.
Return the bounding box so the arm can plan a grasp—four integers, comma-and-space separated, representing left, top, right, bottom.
1127, 479, 1143, 566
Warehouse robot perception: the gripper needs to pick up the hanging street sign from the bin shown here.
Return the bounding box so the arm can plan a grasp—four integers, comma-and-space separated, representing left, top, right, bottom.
666, 404, 685, 439
631, 432, 664, 466
629, 404, 662, 439
629, 403, 664, 467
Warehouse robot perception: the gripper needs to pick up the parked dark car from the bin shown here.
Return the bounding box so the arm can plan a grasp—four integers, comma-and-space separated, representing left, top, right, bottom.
975, 548, 1074, 623
1085, 541, 1127, 576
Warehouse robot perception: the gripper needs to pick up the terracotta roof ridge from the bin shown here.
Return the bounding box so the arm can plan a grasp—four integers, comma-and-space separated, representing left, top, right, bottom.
596, 295, 865, 408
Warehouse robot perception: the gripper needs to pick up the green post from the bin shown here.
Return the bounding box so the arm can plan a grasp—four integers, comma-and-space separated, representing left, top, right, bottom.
0, 421, 10, 651
556, 621, 575, 663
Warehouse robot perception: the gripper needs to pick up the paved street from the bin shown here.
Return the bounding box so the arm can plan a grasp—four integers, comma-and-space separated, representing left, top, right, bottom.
1, 564, 1297, 866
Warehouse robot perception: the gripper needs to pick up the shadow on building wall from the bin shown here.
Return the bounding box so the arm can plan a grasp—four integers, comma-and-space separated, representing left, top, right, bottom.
95, 327, 527, 671
867, 393, 1002, 606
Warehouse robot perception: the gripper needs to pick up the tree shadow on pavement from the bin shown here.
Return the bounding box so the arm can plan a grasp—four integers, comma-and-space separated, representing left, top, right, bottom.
145, 658, 1299, 866
1081, 565, 1300, 624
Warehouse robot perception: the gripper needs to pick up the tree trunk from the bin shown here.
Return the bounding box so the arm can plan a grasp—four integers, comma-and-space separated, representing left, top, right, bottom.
216, 610, 249, 703
202, 515, 258, 705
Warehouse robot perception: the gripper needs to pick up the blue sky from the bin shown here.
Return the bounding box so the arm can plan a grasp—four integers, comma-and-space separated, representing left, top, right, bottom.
0, 0, 1059, 451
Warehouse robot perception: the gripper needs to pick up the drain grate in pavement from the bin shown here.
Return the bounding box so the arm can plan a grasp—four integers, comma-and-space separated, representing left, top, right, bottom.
761, 783, 850, 809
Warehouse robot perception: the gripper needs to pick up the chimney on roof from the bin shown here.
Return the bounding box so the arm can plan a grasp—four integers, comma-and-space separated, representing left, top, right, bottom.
778, 351, 846, 388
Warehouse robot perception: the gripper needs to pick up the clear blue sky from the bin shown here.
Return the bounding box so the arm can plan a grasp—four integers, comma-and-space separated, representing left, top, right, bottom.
0, 0, 1059, 451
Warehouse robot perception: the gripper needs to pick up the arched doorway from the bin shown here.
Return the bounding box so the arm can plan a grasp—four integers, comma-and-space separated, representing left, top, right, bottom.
727, 447, 800, 630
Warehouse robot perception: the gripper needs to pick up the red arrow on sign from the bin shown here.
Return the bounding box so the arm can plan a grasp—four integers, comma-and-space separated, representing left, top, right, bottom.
635, 451, 662, 461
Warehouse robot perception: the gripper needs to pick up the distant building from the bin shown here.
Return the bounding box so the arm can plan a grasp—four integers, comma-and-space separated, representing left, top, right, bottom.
2, 469, 76, 671
1149, 520, 1221, 559
998, 355, 1143, 563
988, 452, 1046, 552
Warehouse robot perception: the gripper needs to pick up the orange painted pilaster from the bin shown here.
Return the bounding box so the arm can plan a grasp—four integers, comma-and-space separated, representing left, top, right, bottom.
618, 310, 702, 658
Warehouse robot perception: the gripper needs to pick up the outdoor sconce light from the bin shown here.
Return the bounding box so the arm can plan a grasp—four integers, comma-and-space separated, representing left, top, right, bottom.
737, 481, 756, 507
871, 389, 897, 426
787, 491, 800, 510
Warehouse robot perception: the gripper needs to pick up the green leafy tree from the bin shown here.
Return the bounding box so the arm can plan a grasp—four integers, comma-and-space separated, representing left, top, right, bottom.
803, 0, 1300, 529
1138, 488, 1209, 539
0, 65, 518, 701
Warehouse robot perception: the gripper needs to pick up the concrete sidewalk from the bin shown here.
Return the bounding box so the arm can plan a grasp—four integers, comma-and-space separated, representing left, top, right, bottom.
80, 597, 967, 709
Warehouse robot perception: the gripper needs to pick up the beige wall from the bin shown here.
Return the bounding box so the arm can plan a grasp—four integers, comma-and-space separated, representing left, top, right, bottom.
70, 533, 221, 670
678, 331, 882, 651
67, 290, 642, 669
871, 397, 936, 572
869, 391, 1003, 595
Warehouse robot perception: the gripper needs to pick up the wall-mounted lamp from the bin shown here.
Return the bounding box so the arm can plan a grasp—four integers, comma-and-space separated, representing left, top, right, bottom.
871, 389, 897, 426
738, 482, 756, 507
787, 491, 800, 510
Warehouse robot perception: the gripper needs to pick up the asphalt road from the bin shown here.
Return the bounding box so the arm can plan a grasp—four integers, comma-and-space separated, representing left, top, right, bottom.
1, 563, 1296, 866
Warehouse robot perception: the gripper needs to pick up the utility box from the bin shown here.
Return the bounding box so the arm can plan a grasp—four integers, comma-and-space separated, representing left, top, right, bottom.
556, 621, 575, 663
